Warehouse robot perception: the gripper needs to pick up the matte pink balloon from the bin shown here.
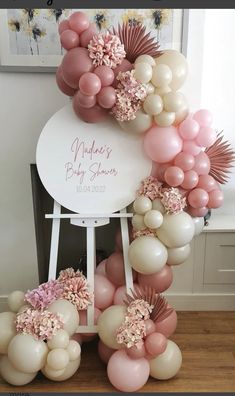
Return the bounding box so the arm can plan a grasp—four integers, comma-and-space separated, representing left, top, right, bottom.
60, 29, 80, 50
188, 206, 209, 218
73, 103, 107, 123
156, 163, 172, 182
94, 65, 115, 87
98, 340, 115, 364
193, 151, 210, 175
79, 307, 101, 337
179, 118, 200, 140
95, 259, 107, 276
56, 66, 76, 96
113, 284, 139, 305
80, 23, 97, 47
94, 274, 115, 310
138, 265, 173, 293
155, 309, 177, 338
208, 189, 224, 209
196, 126, 217, 148
183, 140, 201, 156
79, 72, 101, 96
74, 90, 96, 108
188, 188, 209, 209
106, 252, 125, 287
174, 152, 195, 171
69, 11, 89, 34
107, 350, 150, 392
144, 319, 156, 336
193, 109, 213, 127
145, 332, 167, 357
197, 174, 217, 192
97, 87, 116, 109
165, 166, 184, 187
127, 344, 147, 359
58, 19, 70, 34
144, 126, 183, 163
62, 47, 93, 88
181, 170, 199, 190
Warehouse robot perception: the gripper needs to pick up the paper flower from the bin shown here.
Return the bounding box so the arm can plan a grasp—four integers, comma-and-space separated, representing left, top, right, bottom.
161, 187, 187, 214
137, 176, 163, 200
61, 272, 93, 310
58, 267, 79, 281
88, 32, 126, 68
25, 280, 63, 311
116, 317, 146, 348
133, 228, 155, 239
127, 299, 154, 320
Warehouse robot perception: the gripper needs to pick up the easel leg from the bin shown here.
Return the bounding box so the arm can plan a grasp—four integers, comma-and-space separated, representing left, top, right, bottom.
86, 227, 96, 326
120, 208, 134, 294
48, 201, 61, 281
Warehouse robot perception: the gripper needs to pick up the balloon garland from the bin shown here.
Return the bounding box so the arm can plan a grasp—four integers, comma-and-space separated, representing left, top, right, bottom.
1, 10, 235, 391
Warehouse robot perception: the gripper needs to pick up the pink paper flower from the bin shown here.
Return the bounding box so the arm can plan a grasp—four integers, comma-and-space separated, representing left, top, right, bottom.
58, 267, 79, 281
127, 299, 154, 320
116, 317, 146, 349
137, 176, 163, 201
25, 280, 63, 311
161, 187, 187, 214
59, 270, 93, 311
88, 32, 126, 69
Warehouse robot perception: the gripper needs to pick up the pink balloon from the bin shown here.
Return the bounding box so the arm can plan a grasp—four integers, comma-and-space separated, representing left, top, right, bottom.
155, 309, 177, 338
58, 20, 70, 34
74, 90, 96, 109
188, 188, 209, 209
69, 11, 89, 34
62, 47, 94, 88
97, 87, 116, 109
60, 29, 80, 50
98, 340, 115, 364
106, 252, 125, 287
79, 307, 101, 337
138, 265, 173, 293
79, 72, 101, 96
193, 109, 213, 127
107, 350, 150, 392
144, 319, 156, 336
115, 228, 123, 252
188, 206, 209, 218
181, 170, 199, 190
113, 284, 139, 305
94, 274, 115, 310
197, 174, 217, 192
193, 151, 210, 175
164, 166, 184, 187
208, 189, 224, 208
156, 162, 172, 182
80, 23, 97, 47
56, 66, 76, 96
71, 333, 83, 345
145, 332, 167, 357
174, 152, 195, 171
179, 118, 200, 140
183, 140, 201, 156
196, 126, 217, 148
95, 259, 107, 276
73, 102, 107, 123
113, 59, 133, 87
127, 344, 147, 359
144, 126, 183, 164
94, 65, 115, 87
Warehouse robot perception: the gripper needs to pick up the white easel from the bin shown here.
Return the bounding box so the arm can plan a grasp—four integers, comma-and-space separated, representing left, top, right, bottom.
46, 200, 134, 334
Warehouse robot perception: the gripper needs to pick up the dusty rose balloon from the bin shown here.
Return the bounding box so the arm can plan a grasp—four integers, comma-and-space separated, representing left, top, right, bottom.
188, 206, 209, 218
144, 126, 183, 163
80, 23, 97, 47
62, 47, 93, 88
193, 151, 210, 175
156, 163, 172, 182
208, 189, 224, 208
95, 259, 107, 276
174, 152, 195, 171
107, 350, 150, 392
113, 59, 133, 87
145, 332, 167, 357
182, 140, 201, 156
71, 333, 83, 345
196, 126, 217, 148
179, 118, 200, 140
58, 20, 70, 34
127, 344, 147, 359
138, 265, 173, 293
155, 309, 177, 338
115, 229, 123, 252
180, 170, 199, 190
144, 319, 156, 336
94, 274, 115, 310
188, 188, 209, 209
79, 307, 101, 337
74, 90, 96, 109
164, 166, 184, 187
97, 86, 116, 109
193, 109, 213, 127
69, 11, 89, 34
106, 252, 125, 287
79, 72, 101, 96
98, 340, 115, 364
60, 29, 80, 50
73, 103, 107, 123
113, 284, 139, 305
197, 174, 217, 192
95, 65, 115, 87
56, 66, 76, 96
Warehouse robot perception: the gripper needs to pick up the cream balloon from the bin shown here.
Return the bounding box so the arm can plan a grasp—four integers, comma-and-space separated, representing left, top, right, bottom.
47, 329, 70, 350
132, 214, 146, 231
42, 357, 81, 381
149, 340, 182, 380
43, 364, 65, 378
143, 94, 163, 116
167, 244, 191, 266
66, 340, 81, 361
7, 290, 25, 313
146, 83, 155, 94
47, 348, 70, 371
151, 64, 172, 88
98, 305, 126, 349
119, 109, 152, 134
154, 111, 175, 127
134, 62, 153, 83
8, 333, 48, 373
173, 103, 189, 126
144, 210, 163, 229
0, 312, 16, 354
164, 91, 187, 113
192, 217, 204, 236
155, 50, 188, 91
135, 54, 155, 66
157, 212, 195, 248
155, 86, 171, 96
0, 356, 37, 386
133, 196, 152, 215
128, 236, 168, 274
48, 299, 79, 336
152, 198, 166, 214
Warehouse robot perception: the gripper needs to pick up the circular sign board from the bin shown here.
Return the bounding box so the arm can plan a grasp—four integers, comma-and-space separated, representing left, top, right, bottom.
36, 104, 152, 214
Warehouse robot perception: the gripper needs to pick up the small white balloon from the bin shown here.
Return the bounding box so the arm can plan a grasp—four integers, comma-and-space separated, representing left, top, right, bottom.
42, 357, 81, 381
150, 340, 182, 380
7, 291, 25, 313
167, 244, 191, 266
146, 83, 155, 94
163, 91, 187, 113
157, 212, 195, 248
119, 109, 152, 134
47, 329, 70, 350
98, 305, 126, 349
151, 64, 172, 88
144, 210, 163, 229
155, 86, 171, 96
0, 312, 16, 354
43, 364, 65, 378
155, 49, 188, 91
133, 196, 152, 215
48, 299, 79, 336
152, 198, 166, 214
192, 217, 204, 236
134, 62, 153, 83
143, 94, 163, 116
66, 340, 81, 361
47, 348, 70, 371
132, 214, 146, 231
173, 104, 189, 126
135, 54, 155, 66
0, 356, 37, 386
154, 111, 175, 127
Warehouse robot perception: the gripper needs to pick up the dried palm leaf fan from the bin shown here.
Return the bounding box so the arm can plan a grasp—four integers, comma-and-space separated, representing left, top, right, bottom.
112, 23, 162, 63
205, 131, 235, 184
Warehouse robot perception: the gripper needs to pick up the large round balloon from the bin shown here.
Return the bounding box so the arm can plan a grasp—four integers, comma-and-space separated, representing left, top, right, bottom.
155, 50, 188, 91
97, 305, 126, 349
48, 299, 79, 336
149, 340, 182, 380
144, 125, 182, 163
167, 244, 191, 265
157, 212, 195, 248
0, 356, 37, 386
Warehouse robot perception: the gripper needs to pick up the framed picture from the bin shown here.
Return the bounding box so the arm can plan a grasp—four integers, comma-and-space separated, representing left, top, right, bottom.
0, 9, 188, 72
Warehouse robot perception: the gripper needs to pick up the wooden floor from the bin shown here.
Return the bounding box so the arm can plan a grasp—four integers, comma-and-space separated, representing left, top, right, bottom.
0, 312, 235, 392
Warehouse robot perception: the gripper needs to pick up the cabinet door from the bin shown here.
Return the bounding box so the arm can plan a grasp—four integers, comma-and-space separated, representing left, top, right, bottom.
204, 233, 235, 284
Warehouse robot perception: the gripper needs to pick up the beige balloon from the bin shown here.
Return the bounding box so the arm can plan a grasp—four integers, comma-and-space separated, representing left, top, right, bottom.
155, 49, 188, 91
134, 62, 153, 83
155, 86, 171, 96
143, 94, 163, 116
154, 111, 175, 127
157, 212, 195, 248
132, 214, 146, 231
48, 299, 79, 336
151, 64, 172, 88
152, 198, 166, 214
8, 333, 48, 373
0, 312, 17, 354
192, 217, 204, 236
167, 244, 191, 266
7, 290, 25, 313
98, 305, 126, 349
47, 348, 70, 371
133, 196, 152, 215
47, 329, 70, 350
66, 340, 81, 361
173, 103, 189, 126
128, 236, 168, 274
144, 210, 163, 229
42, 357, 81, 381
150, 340, 182, 380
146, 83, 155, 94
135, 54, 155, 66
163, 91, 187, 113
119, 109, 152, 134
43, 364, 65, 378
0, 356, 37, 386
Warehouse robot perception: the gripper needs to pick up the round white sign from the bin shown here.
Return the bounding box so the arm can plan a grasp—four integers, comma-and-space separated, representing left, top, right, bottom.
36, 104, 152, 214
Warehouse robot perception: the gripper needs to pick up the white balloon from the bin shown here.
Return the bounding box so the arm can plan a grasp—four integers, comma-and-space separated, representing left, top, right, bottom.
128, 236, 168, 274
155, 50, 188, 91
98, 305, 126, 349
155, 86, 171, 96
143, 94, 163, 116
163, 91, 187, 113
47, 348, 70, 371
66, 340, 81, 361
173, 104, 189, 126
43, 364, 65, 378
0, 312, 16, 354
47, 329, 70, 350
132, 214, 146, 231
157, 212, 195, 248
0, 356, 37, 386
135, 54, 155, 66
151, 64, 172, 88
42, 357, 81, 381
48, 299, 79, 336
134, 62, 153, 83
150, 340, 182, 380
192, 217, 204, 236
152, 198, 166, 214
167, 244, 191, 266
154, 111, 175, 127
7, 290, 25, 313
144, 210, 163, 229
119, 109, 152, 134
146, 83, 155, 94
133, 196, 152, 215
